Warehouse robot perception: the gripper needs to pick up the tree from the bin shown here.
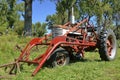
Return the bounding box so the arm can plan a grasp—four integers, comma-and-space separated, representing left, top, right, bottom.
0, 0, 24, 34
34, 22, 47, 37
111, 0, 120, 26
0, 0, 8, 25
22, 0, 44, 36
46, 0, 80, 29
14, 20, 24, 35
6, 0, 17, 29
22, 0, 33, 36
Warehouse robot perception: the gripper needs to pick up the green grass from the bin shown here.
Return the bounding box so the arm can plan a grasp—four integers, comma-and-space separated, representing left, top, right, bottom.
0, 35, 120, 80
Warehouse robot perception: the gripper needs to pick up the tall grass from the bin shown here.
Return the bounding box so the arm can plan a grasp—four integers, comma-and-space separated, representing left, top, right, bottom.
0, 35, 32, 64
0, 35, 120, 80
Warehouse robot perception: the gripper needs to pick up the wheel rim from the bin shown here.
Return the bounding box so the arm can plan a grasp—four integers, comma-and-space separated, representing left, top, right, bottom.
56, 53, 66, 66
107, 39, 112, 56
106, 35, 115, 58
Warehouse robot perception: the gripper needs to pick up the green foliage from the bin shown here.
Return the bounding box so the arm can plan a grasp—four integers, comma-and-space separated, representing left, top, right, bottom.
0, 0, 23, 29
33, 22, 47, 37
47, 0, 78, 25
114, 25, 120, 39
78, 0, 113, 26
0, 0, 120, 37
0, 0, 47, 37
14, 20, 24, 35
0, 0, 24, 35
0, 0, 8, 25
0, 23, 8, 33
48, 0, 120, 29
14, 21, 47, 37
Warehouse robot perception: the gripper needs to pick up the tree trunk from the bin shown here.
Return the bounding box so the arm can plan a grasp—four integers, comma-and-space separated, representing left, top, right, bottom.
68, 8, 71, 22
23, 0, 32, 36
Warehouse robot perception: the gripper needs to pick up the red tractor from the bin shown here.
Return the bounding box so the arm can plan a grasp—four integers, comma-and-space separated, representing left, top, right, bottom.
0, 18, 117, 76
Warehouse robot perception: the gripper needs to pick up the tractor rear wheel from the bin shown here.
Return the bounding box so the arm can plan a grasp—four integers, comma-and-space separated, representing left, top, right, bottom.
99, 29, 117, 61
47, 48, 70, 67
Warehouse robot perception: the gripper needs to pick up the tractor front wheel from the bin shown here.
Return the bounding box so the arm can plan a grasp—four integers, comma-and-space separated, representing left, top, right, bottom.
47, 48, 70, 67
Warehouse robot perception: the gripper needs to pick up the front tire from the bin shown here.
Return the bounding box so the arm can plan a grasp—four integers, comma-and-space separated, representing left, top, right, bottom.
99, 29, 117, 61
47, 48, 70, 67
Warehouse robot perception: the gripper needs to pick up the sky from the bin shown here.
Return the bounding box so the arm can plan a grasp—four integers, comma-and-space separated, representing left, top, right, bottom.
32, 0, 56, 24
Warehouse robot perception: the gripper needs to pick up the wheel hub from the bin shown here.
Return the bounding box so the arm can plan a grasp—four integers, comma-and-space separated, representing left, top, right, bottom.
106, 37, 113, 56
56, 53, 66, 66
